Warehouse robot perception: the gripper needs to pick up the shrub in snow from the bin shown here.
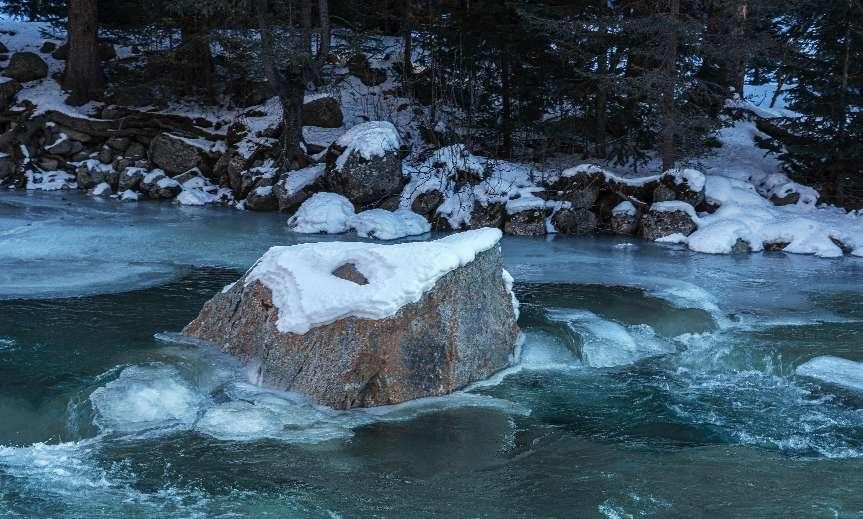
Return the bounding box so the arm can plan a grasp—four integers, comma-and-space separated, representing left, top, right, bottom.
325, 121, 403, 209
182, 228, 520, 409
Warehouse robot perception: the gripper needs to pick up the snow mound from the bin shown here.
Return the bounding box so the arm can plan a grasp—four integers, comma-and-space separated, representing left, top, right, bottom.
288, 192, 356, 233
796, 356, 863, 392
666, 168, 706, 192
350, 208, 431, 240
245, 228, 503, 334
289, 192, 431, 239
686, 176, 863, 257
334, 121, 401, 171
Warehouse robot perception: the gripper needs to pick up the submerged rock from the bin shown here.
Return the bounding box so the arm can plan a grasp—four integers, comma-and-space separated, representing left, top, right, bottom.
182, 229, 520, 409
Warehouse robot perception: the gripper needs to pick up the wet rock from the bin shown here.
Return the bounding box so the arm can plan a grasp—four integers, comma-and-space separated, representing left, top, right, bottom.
117, 167, 145, 192
830, 236, 853, 255
551, 207, 597, 235
3, 52, 48, 82
0, 155, 16, 182
106, 136, 131, 152
44, 135, 83, 157
303, 96, 343, 128
504, 209, 546, 236
763, 240, 790, 252
731, 238, 752, 254
98, 146, 113, 164
182, 233, 519, 409
640, 202, 698, 240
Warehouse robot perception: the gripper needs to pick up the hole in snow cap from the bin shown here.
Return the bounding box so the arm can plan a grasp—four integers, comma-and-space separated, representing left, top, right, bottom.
332, 262, 369, 285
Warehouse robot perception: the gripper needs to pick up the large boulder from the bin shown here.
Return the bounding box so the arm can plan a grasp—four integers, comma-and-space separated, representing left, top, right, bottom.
149, 133, 208, 175
303, 96, 343, 128
325, 121, 403, 209
182, 229, 520, 409
640, 201, 698, 240
2, 52, 48, 82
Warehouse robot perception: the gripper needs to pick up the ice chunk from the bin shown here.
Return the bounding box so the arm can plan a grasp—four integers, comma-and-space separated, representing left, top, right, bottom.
89, 364, 204, 433
244, 228, 503, 334
288, 192, 356, 234
796, 356, 863, 392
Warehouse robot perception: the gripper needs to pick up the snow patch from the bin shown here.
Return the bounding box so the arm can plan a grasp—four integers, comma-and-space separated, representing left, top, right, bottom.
333, 121, 400, 171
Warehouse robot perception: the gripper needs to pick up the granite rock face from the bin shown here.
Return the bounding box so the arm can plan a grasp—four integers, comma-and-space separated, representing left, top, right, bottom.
182, 244, 520, 410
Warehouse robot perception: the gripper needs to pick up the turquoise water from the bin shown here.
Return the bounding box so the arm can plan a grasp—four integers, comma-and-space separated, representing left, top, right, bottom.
0, 192, 861, 517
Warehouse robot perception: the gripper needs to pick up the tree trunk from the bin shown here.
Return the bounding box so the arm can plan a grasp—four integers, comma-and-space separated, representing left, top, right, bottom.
661, 0, 680, 172
177, 16, 215, 102
500, 55, 513, 158
402, 0, 412, 86
317, 0, 330, 63
63, 0, 104, 106
254, 0, 310, 170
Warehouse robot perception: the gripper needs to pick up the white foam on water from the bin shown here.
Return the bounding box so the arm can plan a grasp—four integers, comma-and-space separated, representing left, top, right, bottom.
0, 337, 15, 350
546, 309, 675, 368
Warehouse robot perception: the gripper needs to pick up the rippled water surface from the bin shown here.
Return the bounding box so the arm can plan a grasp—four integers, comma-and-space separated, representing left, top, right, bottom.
1, 192, 862, 517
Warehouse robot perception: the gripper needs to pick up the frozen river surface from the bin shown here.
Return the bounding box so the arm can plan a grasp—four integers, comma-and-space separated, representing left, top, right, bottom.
1, 192, 862, 517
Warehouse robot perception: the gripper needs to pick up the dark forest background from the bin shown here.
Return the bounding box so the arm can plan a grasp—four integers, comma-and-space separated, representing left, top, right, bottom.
3, 0, 861, 207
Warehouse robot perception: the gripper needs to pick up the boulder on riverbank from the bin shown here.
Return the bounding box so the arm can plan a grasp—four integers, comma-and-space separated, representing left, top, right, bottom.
182, 229, 520, 409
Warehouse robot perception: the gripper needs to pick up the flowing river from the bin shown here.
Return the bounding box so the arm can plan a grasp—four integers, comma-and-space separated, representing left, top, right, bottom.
1, 192, 861, 517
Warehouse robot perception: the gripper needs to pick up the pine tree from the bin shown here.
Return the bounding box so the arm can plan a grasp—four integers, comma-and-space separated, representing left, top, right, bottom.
63, 0, 104, 106
778, 0, 863, 207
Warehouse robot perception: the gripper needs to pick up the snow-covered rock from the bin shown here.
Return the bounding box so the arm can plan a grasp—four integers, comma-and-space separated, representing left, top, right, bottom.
325, 121, 403, 209
796, 356, 863, 392
640, 201, 698, 240
182, 229, 520, 409
273, 163, 325, 212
